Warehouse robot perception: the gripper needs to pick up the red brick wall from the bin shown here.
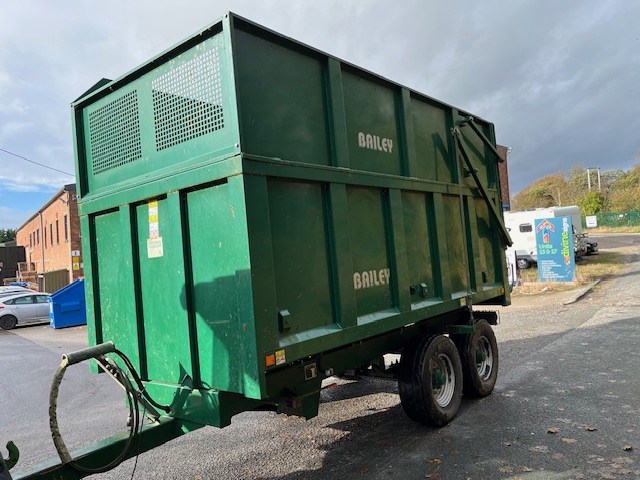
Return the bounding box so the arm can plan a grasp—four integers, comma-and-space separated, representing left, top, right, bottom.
16, 187, 84, 284
497, 145, 510, 210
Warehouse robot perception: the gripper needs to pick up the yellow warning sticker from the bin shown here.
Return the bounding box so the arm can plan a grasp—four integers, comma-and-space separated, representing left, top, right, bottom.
275, 349, 286, 366
149, 201, 160, 239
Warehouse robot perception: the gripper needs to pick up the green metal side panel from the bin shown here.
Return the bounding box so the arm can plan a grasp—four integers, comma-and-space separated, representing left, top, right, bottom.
402, 191, 437, 304
267, 179, 335, 337
184, 176, 258, 397
472, 197, 497, 289
411, 96, 455, 183
93, 209, 141, 370
134, 194, 193, 383
346, 186, 395, 318
342, 69, 403, 176
441, 195, 468, 298
80, 31, 237, 198
233, 25, 331, 166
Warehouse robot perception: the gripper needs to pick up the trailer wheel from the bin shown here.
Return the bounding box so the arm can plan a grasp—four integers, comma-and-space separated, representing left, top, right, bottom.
516, 258, 530, 269
453, 320, 498, 398
0, 315, 17, 330
398, 334, 463, 427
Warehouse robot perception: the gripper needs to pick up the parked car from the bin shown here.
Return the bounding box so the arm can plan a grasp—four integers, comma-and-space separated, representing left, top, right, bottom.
0, 287, 37, 299
0, 292, 51, 330
586, 238, 599, 255
0, 286, 29, 292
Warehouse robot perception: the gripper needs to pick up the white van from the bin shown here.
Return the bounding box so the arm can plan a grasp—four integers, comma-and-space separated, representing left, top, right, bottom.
504, 206, 587, 269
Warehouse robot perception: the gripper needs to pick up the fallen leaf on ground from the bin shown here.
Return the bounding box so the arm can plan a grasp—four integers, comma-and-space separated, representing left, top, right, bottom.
431, 458, 442, 465
583, 425, 597, 432
521, 466, 533, 472
623, 445, 633, 451
547, 427, 560, 434
499, 466, 514, 473
425, 471, 440, 479
561, 438, 577, 444
530, 445, 549, 453
356, 467, 369, 475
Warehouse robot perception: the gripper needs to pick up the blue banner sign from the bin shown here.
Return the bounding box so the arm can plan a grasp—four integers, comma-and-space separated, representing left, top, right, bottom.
535, 216, 576, 282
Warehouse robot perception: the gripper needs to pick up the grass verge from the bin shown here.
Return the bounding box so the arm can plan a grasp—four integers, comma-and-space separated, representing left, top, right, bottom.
585, 226, 640, 234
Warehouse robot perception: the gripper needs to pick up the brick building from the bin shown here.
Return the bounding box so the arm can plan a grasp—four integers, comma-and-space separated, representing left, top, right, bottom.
497, 145, 511, 211
16, 184, 83, 290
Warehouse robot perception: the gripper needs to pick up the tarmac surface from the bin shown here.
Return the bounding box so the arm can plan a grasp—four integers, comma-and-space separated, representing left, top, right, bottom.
1, 233, 639, 479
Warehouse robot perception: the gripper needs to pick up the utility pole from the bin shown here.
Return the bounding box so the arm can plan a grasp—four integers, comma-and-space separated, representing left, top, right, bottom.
587, 167, 601, 193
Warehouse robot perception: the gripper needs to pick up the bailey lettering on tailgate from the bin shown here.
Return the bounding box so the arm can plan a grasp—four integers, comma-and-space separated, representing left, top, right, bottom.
353, 268, 391, 290
358, 132, 393, 153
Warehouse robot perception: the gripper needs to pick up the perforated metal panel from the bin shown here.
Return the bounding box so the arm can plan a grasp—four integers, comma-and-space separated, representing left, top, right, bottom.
88, 91, 142, 175
152, 46, 225, 151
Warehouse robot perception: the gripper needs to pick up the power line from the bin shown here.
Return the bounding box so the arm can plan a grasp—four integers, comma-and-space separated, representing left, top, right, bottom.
0, 147, 75, 177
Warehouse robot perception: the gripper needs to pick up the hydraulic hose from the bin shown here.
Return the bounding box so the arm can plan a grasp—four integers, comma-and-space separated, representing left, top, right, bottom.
48, 358, 72, 464
47, 342, 168, 474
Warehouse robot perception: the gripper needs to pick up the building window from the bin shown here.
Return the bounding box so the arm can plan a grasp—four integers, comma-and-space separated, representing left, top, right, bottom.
56, 220, 60, 244
37, 229, 40, 245
519, 224, 533, 233
64, 215, 68, 242
44, 225, 47, 249
50, 224, 53, 247
30, 233, 32, 248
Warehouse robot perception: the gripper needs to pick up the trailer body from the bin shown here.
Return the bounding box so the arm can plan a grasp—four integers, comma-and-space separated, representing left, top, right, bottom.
71, 12, 510, 428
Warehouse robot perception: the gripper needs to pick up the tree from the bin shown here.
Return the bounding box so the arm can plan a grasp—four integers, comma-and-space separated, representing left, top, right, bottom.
611, 163, 640, 190
512, 163, 640, 214
0, 229, 17, 243
512, 174, 566, 210
565, 166, 587, 205
608, 185, 640, 212
576, 191, 605, 216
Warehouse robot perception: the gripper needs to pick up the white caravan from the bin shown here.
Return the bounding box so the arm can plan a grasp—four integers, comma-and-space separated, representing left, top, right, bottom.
504, 206, 587, 269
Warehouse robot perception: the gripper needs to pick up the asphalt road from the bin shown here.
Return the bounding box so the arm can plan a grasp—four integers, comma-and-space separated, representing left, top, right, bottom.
2, 234, 639, 480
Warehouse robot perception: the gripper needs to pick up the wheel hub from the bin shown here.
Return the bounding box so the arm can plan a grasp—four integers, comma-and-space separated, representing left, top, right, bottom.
475, 336, 494, 380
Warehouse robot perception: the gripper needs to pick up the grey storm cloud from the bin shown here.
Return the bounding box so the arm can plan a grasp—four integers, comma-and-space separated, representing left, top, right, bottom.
0, 0, 639, 227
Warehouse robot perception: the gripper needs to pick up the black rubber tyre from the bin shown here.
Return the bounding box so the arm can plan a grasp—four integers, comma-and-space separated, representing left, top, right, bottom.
0, 315, 17, 330
398, 334, 463, 427
453, 320, 499, 398
516, 258, 530, 269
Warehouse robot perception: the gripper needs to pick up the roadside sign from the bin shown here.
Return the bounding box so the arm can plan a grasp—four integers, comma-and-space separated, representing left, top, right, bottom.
585, 215, 598, 228
535, 216, 576, 282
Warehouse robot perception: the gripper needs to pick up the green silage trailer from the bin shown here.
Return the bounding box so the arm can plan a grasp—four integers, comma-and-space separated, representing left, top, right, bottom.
7, 12, 512, 479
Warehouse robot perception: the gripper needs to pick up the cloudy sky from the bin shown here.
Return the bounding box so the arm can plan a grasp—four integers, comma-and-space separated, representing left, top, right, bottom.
1, 0, 639, 229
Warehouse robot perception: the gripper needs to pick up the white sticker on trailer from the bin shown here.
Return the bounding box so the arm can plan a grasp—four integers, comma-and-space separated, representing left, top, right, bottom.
147, 237, 164, 258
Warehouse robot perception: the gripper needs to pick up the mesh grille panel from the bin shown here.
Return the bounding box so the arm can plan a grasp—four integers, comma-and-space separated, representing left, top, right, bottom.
88, 91, 142, 175
152, 47, 225, 150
